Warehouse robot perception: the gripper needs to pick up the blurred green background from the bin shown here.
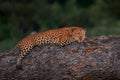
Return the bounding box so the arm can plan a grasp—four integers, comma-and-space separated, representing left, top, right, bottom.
0, 0, 120, 51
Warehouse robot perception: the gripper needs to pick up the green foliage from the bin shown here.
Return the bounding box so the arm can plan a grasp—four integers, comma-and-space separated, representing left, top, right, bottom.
87, 19, 120, 37
0, 38, 18, 51
0, 24, 10, 40
0, 0, 120, 51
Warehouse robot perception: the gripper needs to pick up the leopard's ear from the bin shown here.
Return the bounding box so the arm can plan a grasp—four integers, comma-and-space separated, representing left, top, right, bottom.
71, 27, 78, 32
71, 27, 86, 32
83, 28, 86, 32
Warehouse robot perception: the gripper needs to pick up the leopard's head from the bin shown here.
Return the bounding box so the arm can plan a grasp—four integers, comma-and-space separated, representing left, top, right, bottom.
71, 27, 86, 42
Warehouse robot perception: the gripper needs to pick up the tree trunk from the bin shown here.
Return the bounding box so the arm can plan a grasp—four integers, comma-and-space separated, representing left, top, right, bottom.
0, 35, 120, 80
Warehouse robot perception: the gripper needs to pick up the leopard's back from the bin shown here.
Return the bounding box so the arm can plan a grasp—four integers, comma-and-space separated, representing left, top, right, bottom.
35, 28, 73, 45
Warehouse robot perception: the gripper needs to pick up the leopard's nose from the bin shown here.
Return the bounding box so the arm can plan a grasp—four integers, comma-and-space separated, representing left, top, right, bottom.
77, 38, 81, 42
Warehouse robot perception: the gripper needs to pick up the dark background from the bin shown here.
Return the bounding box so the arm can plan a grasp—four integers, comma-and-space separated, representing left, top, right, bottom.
0, 0, 120, 51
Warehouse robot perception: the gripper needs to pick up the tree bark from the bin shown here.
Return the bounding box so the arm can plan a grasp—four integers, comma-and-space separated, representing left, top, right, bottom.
0, 35, 120, 80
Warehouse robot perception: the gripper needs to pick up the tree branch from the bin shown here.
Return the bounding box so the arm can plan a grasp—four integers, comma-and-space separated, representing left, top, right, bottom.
0, 35, 120, 80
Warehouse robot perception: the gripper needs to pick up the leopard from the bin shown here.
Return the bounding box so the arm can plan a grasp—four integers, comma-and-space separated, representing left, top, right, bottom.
16, 26, 86, 65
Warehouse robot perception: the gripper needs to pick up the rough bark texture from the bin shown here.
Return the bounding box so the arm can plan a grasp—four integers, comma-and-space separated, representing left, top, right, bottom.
0, 35, 120, 80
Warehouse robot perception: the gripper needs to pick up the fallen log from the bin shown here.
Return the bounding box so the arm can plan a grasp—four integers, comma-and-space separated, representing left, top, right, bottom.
0, 35, 120, 80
